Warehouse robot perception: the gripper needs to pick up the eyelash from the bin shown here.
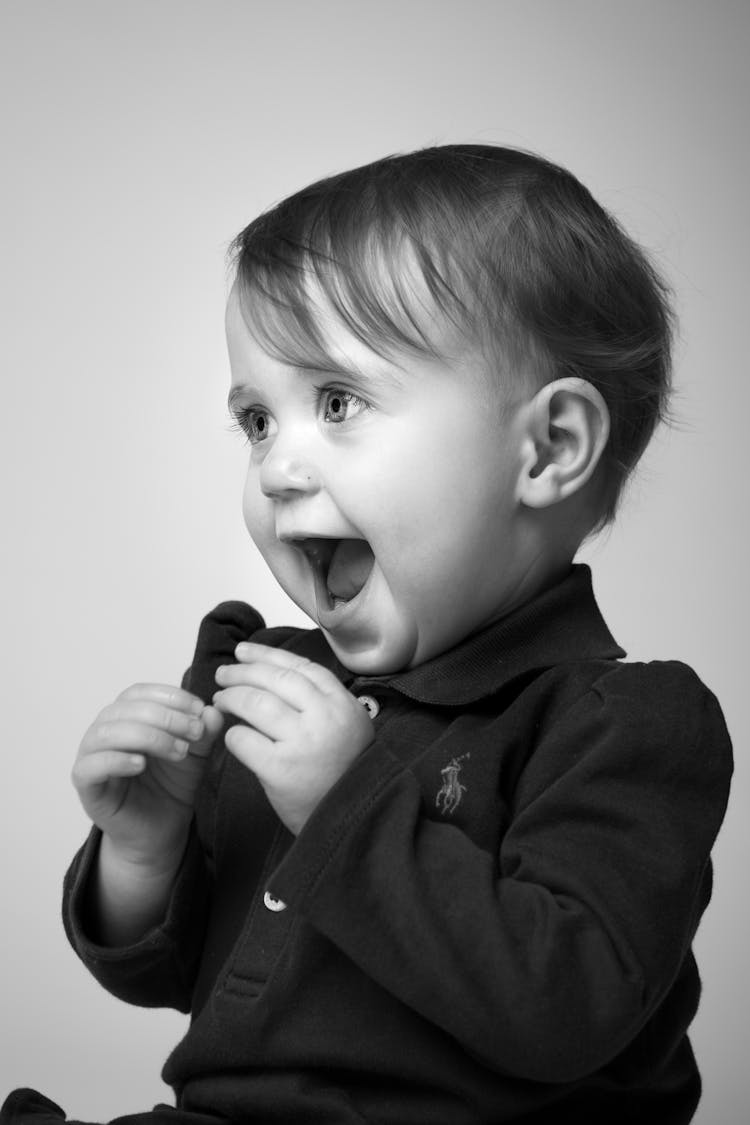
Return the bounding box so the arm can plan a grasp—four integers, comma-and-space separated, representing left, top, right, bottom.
230, 388, 370, 445
229, 407, 268, 445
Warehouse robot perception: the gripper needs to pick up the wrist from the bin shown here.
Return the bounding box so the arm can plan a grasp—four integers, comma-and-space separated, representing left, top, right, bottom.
87, 830, 191, 947
100, 824, 190, 880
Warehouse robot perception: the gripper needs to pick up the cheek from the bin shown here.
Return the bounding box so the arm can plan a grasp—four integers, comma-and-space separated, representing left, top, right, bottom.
366, 464, 510, 598
241, 474, 270, 543
240, 484, 255, 533
367, 461, 467, 548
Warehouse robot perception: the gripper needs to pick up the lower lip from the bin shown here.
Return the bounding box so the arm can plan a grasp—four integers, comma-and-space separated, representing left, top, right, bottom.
314, 567, 376, 633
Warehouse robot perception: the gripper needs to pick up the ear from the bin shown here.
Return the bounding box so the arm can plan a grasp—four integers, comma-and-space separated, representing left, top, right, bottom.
516, 378, 610, 509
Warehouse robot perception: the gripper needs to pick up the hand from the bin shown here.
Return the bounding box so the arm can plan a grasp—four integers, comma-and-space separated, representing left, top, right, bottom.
213, 644, 375, 835
72, 684, 224, 870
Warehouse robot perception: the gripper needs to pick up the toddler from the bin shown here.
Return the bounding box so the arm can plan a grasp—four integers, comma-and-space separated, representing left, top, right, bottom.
2, 145, 732, 1124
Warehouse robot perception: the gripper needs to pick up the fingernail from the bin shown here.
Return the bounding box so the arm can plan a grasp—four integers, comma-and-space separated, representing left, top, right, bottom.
172, 739, 189, 759
215, 665, 227, 682
188, 718, 204, 738
190, 698, 205, 715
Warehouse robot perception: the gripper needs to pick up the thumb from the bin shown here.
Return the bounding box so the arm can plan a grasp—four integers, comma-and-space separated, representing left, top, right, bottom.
189, 704, 225, 759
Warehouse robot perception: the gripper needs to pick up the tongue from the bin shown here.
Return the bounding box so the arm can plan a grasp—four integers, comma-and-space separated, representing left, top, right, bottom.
326, 540, 375, 601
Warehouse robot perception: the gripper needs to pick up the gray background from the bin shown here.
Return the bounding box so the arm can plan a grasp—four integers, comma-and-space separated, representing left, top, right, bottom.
1, 1, 747, 1120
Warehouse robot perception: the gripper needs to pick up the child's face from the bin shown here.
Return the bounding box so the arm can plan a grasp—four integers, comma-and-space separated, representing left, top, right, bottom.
226, 288, 536, 675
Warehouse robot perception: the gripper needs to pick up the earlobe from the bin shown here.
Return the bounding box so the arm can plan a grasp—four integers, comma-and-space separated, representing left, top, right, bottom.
517, 378, 610, 509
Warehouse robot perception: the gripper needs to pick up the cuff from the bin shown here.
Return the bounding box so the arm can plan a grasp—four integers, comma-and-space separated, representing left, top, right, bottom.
62, 823, 209, 968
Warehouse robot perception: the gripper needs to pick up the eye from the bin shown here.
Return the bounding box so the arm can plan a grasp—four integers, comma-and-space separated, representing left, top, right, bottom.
321, 389, 368, 424
232, 407, 271, 445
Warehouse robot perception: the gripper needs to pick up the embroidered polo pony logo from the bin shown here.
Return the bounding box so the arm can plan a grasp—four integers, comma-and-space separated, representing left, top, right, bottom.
435, 752, 470, 815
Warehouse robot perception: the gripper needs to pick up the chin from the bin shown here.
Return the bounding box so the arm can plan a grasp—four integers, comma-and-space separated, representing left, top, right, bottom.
324, 628, 418, 678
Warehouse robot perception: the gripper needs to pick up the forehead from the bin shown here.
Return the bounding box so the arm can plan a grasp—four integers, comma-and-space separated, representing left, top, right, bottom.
225, 287, 405, 395
230, 228, 480, 364
226, 273, 471, 380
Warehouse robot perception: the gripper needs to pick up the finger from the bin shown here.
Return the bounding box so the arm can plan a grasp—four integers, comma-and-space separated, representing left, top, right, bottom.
223, 722, 274, 777
99, 699, 207, 742
211, 685, 298, 742
116, 683, 206, 716
214, 660, 321, 712
79, 719, 190, 762
233, 643, 343, 696
187, 704, 224, 759
71, 748, 146, 792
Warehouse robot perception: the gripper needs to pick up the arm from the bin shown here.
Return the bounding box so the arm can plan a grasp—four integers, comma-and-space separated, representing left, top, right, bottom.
88, 833, 189, 947
64, 602, 265, 1009
264, 662, 732, 1082
63, 821, 212, 1012
69, 681, 222, 939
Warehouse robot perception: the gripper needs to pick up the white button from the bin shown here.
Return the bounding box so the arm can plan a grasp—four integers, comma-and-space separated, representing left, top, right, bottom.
263, 890, 287, 912
357, 694, 380, 719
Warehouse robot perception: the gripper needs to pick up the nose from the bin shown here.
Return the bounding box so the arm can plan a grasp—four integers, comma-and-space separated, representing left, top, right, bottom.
258, 438, 322, 500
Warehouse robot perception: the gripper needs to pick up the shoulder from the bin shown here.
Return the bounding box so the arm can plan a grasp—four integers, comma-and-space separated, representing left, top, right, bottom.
515, 658, 733, 808
584, 659, 731, 758
536, 658, 729, 741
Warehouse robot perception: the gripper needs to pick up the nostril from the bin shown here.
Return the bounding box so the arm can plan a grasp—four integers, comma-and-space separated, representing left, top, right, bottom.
259, 454, 320, 497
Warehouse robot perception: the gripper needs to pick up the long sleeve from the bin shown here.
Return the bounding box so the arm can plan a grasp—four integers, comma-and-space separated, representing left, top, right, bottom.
268, 660, 732, 1083
60, 601, 268, 1012
62, 823, 211, 1012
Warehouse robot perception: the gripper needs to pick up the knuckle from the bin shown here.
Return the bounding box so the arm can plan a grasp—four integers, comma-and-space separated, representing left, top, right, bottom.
245, 686, 270, 713
148, 701, 174, 731
71, 755, 96, 791
143, 724, 161, 747
97, 720, 114, 746
118, 683, 146, 701
78, 725, 96, 754
151, 702, 173, 731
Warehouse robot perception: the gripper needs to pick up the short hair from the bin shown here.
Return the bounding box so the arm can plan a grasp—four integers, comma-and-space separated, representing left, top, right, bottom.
229, 144, 674, 525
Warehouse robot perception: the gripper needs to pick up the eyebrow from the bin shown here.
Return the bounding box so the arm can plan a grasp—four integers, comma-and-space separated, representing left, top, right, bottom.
227, 385, 254, 413
227, 358, 406, 413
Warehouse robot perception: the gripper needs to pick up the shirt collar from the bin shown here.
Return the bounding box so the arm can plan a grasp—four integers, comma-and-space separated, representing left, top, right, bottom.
341, 565, 625, 706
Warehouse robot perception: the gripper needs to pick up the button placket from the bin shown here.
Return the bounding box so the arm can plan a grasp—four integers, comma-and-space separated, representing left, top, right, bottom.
220, 825, 295, 998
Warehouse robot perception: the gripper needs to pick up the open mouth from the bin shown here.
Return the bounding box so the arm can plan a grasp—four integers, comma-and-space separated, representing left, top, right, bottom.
293, 537, 375, 614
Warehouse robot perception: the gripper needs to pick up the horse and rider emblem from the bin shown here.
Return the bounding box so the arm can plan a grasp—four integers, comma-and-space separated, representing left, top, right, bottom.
435, 752, 470, 815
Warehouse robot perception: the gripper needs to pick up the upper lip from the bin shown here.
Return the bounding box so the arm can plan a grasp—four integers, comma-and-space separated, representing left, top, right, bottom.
290, 536, 340, 573
277, 529, 346, 545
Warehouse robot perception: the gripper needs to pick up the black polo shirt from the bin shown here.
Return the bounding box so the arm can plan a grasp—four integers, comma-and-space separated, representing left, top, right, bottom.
64, 566, 732, 1124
